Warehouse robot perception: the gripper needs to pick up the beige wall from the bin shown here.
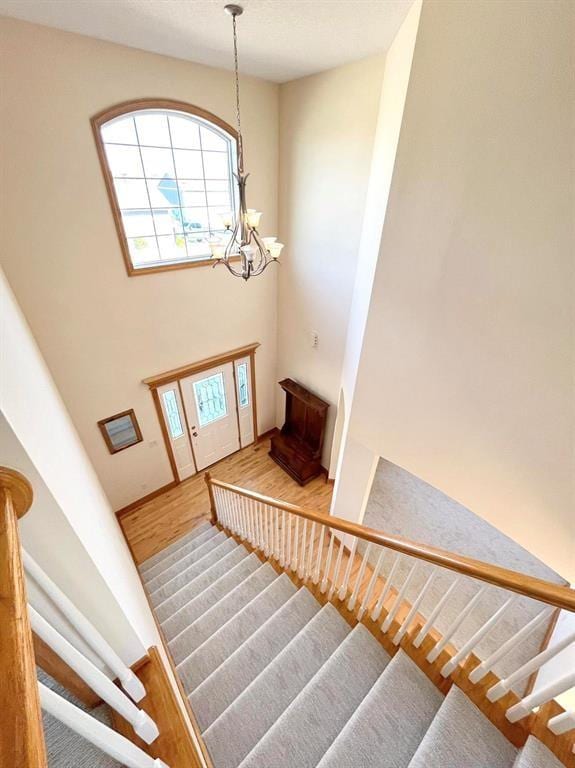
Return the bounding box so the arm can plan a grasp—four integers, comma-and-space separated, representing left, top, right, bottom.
0, 269, 156, 663
276, 55, 386, 468
0, 17, 279, 509
341, 0, 575, 580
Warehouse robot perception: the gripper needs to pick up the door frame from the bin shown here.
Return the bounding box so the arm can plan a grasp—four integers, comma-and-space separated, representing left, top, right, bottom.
144, 342, 260, 484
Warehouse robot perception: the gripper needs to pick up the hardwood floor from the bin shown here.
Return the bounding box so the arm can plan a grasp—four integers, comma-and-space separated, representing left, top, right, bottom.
119, 438, 333, 565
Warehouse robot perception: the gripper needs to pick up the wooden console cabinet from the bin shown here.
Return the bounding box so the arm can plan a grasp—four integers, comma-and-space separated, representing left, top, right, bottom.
270, 378, 329, 485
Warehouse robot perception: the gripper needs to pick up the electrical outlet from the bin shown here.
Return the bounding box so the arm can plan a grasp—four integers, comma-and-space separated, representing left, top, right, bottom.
310, 330, 319, 348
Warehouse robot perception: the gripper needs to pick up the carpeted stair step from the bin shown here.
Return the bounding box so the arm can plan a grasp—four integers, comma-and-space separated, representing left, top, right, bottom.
237, 623, 391, 768
156, 544, 248, 623
407, 684, 518, 768
203, 602, 350, 768
191, 586, 321, 731
514, 736, 564, 768
145, 530, 227, 592
161, 553, 261, 641
149, 537, 236, 607
170, 563, 278, 664
139, 521, 213, 579
38, 667, 121, 768
316, 649, 444, 768
178, 573, 298, 694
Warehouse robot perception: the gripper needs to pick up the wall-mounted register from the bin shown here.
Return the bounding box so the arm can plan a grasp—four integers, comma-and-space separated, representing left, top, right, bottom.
270, 378, 328, 486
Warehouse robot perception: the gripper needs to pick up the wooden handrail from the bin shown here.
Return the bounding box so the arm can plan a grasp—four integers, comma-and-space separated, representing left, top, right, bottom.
208, 476, 575, 613
0, 467, 47, 768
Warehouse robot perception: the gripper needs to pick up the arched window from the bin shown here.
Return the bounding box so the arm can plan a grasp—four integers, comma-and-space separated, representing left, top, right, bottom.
92, 99, 238, 275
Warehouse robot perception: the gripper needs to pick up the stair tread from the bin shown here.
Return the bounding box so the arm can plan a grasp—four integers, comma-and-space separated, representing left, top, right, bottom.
178, 573, 297, 694
238, 623, 391, 768
514, 736, 564, 768
140, 521, 213, 577
203, 602, 350, 768
191, 586, 321, 731
317, 649, 444, 768
145, 529, 226, 591
149, 537, 236, 607
407, 684, 518, 768
170, 563, 278, 664
162, 553, 261, 641
156, 544, 246, 623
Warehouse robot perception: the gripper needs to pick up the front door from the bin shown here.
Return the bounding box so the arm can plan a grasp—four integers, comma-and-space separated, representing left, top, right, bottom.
180, 362, 240, 470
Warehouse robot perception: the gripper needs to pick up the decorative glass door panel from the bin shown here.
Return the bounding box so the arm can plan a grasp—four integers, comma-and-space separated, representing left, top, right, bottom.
234, 356, 255, 447
193, 372, 227, 427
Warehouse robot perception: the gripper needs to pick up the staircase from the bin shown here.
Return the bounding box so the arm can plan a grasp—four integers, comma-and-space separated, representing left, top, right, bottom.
139, 497, 573, 768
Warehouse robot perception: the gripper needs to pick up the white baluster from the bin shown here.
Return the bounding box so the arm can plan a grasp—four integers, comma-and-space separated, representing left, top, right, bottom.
280, 510, 287, 567
348, 544, 372, 612
440, 596, 517, 677
305, 521, 316, 581
214, 487, 223, 525
39, 684, 168, 768
23, 552, 145, 702
548, 708, 575, 735
298, 519, 308, 579
292, 516, 300, 572
31, 607, 158, 743
338, 537, 358, 600
242, 496, 251, 545
413, 576, 461, 648
321, 532, 335, 594
358, 550, 385, 620
232, 494, 242, 539
468, 607, 553, 684
250, 498, 257, 548
274, 508, 280, 561
313, 524, 326, 584
328, 537, 345, 600
393, 569, 437, 645
487, 630, 575, 702
506, 670, 575, 723
427, 585, 488, 664
286, 513, 292, 569
382, 561, 419, 633
239, 495, 248, 540
255, 501, 263, 551
371, 553, 402, 622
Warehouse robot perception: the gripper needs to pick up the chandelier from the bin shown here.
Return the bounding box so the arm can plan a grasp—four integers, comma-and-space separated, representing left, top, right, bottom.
209, 4, 283, 280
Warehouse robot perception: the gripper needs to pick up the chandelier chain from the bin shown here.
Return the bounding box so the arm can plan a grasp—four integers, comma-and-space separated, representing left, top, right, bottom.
232, 13, 244, 172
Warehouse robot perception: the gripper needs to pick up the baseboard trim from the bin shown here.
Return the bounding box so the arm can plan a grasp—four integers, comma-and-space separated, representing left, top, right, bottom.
257, 427, 279, 442
116, 481, 178, 519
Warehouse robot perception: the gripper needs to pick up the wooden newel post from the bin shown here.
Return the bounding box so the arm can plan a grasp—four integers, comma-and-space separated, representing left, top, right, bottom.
204, 472, 217, 525
0, 467, 48, 768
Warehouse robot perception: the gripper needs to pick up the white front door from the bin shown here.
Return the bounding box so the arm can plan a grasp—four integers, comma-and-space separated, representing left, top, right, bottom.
180, 362, 240, 471
157, 383, 196, 481
234, 356, 255, 447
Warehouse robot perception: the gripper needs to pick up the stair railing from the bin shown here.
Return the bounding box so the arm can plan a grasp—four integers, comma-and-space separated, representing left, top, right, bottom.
0, 466, 168, 768
206, 473, 575, 753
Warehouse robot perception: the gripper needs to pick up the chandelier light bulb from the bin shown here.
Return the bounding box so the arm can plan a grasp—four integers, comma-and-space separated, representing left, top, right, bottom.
245, 209, 262, 228
268, 242, 284, 260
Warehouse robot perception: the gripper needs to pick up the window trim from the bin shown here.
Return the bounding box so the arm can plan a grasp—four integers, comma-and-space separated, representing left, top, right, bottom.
91, 98, 241, 277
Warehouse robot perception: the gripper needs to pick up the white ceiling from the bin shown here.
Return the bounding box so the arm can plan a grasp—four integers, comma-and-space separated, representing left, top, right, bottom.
0, 0, 413, 83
